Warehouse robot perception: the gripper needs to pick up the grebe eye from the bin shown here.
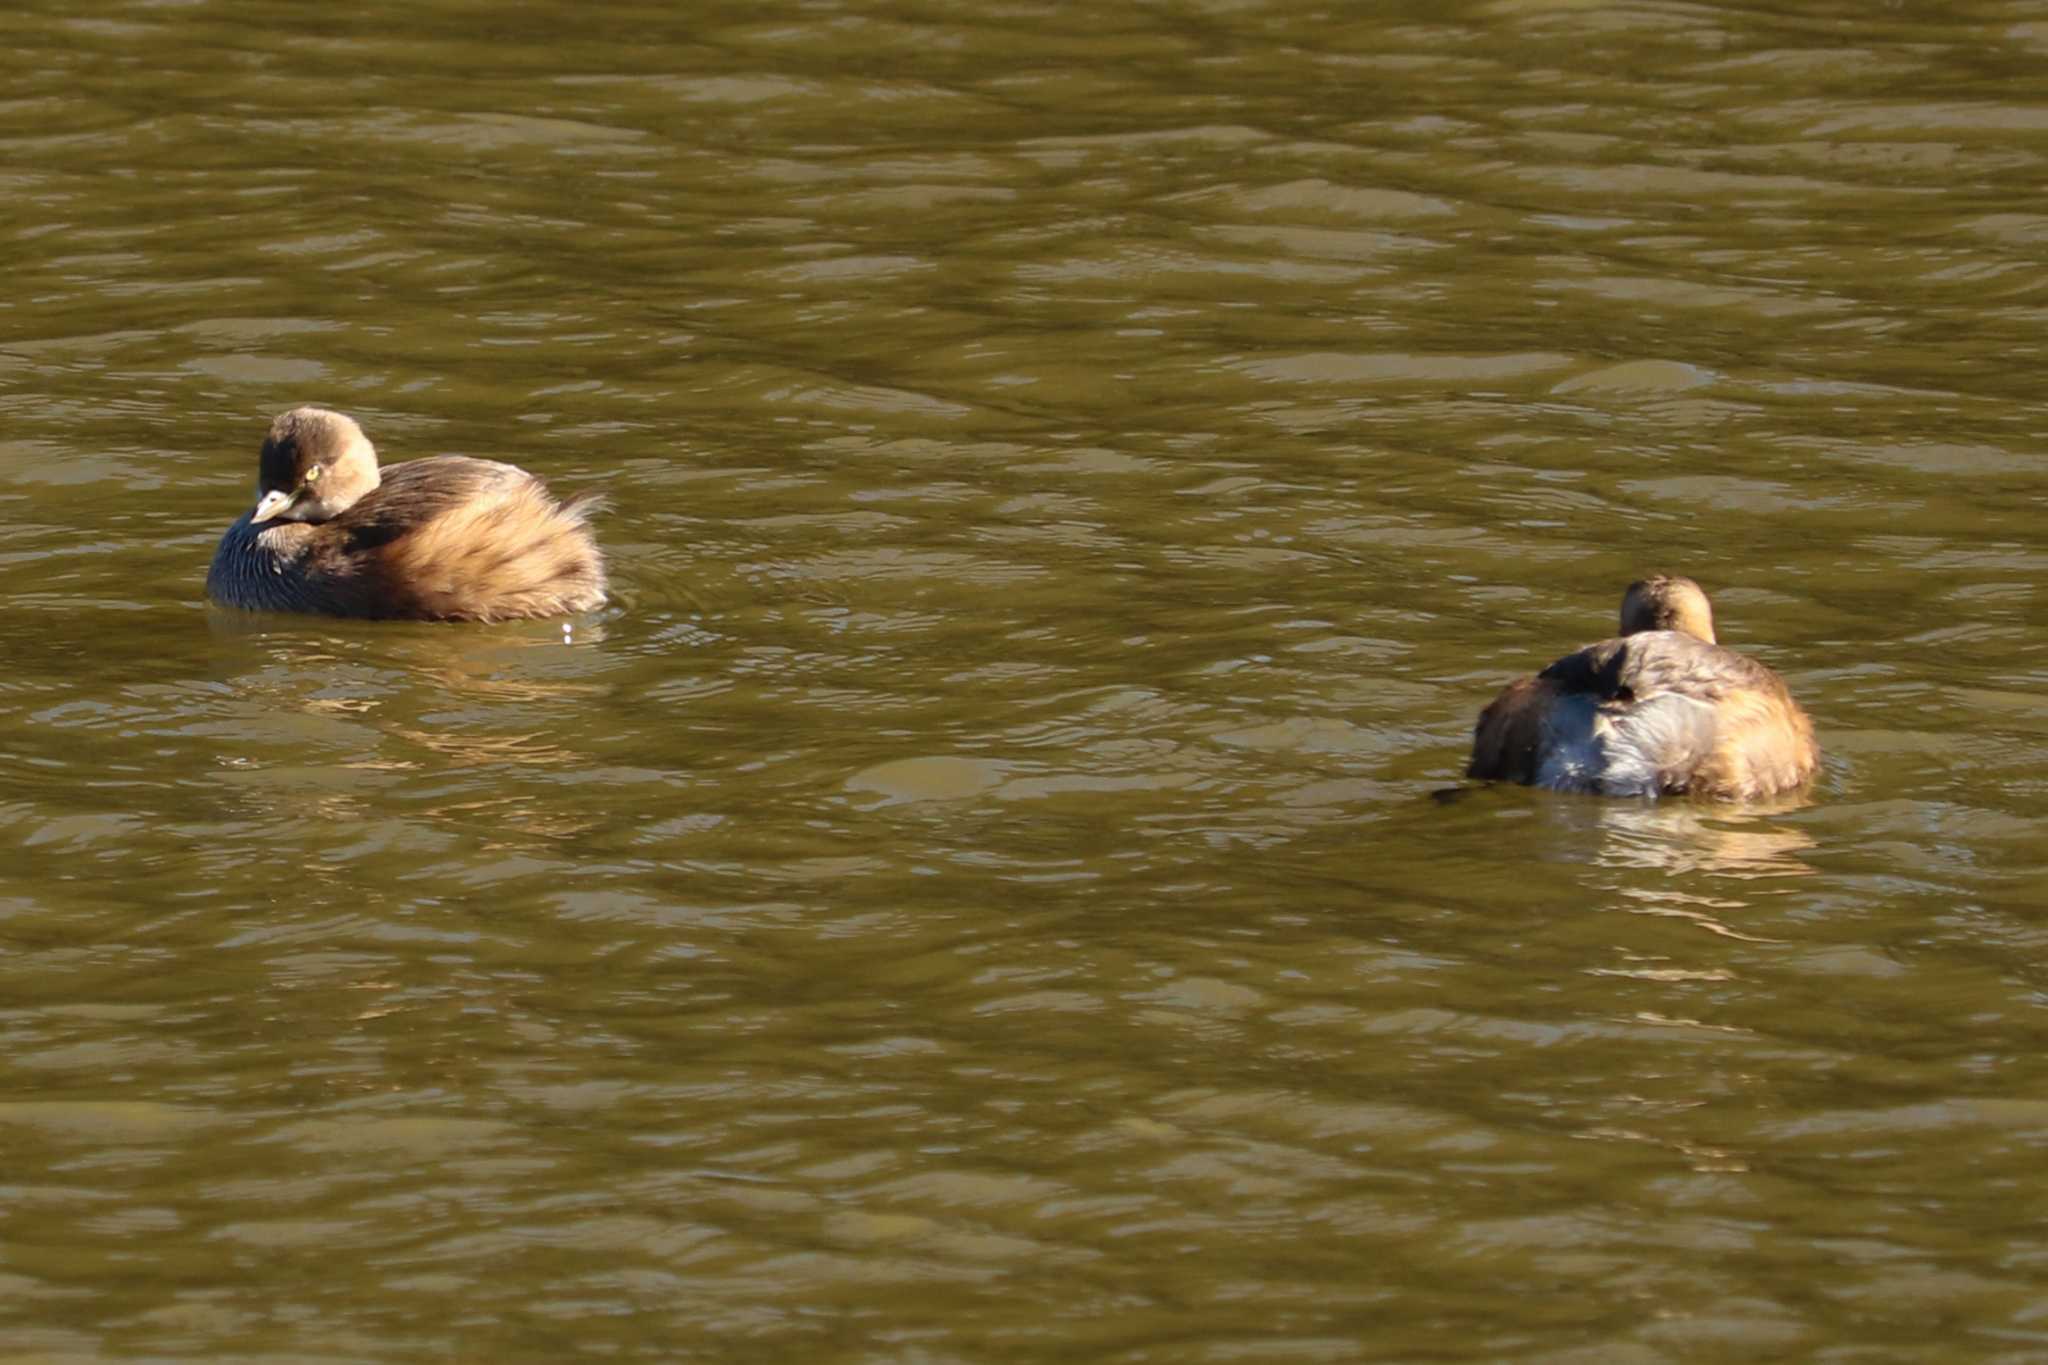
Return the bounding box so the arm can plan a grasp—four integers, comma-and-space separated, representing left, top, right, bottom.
305, 465, 322, 483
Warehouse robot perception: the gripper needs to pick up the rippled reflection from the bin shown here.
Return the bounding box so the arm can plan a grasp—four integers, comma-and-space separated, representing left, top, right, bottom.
1593, 800, 1820, 880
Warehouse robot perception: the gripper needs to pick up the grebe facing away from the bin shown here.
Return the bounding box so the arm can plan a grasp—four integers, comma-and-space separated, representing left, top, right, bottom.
207, 407, 606, 622
1468, 576, 1819, 801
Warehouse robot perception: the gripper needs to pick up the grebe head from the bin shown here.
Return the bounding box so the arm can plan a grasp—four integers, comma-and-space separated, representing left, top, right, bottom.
1619, 575, 1716, 643
247, 406, 382, 525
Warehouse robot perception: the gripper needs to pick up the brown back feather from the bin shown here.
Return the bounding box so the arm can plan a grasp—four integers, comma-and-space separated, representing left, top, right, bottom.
1468, 675, 1558, 783
312, 458, 605, 621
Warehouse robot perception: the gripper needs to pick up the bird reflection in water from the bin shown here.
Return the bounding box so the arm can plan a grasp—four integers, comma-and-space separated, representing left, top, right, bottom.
1589, 799, 1818, 881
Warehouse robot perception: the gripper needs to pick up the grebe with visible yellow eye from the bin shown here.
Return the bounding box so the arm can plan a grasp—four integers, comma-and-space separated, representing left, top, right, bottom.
207, 407, 606, 622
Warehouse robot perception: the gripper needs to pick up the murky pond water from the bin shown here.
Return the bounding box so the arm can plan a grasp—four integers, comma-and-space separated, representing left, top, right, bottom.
3, 0, 2047, 1359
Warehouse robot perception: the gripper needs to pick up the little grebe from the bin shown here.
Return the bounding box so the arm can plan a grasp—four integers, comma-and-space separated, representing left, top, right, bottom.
207, 407, 606, 621
1467, 576, 1819, 800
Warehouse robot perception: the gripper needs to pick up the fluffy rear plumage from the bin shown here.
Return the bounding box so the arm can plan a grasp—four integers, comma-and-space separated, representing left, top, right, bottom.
1468, 579, 1818, 801
370, 463, 607, 621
